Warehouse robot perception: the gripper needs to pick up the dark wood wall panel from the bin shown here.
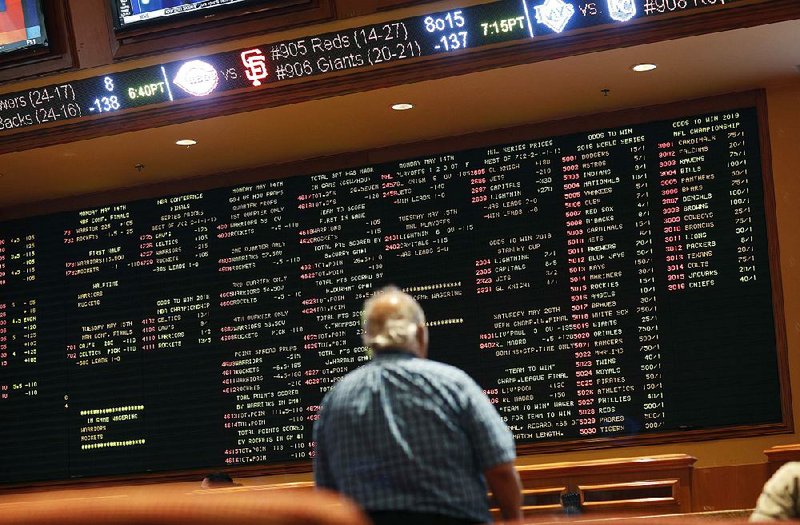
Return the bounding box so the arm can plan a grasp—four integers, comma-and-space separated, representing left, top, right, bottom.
70, 0, 114, 68
374, 0, 440, 11
764, 444, 800, 476
692, 463, 768, 512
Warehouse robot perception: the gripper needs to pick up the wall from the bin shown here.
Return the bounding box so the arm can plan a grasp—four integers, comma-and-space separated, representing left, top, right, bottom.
0, 2, 798, 503
0, 86, 795, 495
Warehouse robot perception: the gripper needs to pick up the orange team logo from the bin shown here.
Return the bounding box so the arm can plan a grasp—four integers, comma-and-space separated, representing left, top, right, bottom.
241, 49, 269, 87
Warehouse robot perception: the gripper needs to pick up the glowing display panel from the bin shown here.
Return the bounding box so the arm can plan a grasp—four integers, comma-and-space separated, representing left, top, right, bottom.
1, 0, 743, 133
0, 103, 783, 484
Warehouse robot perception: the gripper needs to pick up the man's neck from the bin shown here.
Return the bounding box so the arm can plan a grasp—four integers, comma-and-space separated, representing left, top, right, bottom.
373, 347, 417, 357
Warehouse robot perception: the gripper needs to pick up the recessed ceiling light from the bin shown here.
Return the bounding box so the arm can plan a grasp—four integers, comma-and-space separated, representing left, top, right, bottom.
176, 139, 197, 146
391, 103, 414, 111
632, 63, 657, 72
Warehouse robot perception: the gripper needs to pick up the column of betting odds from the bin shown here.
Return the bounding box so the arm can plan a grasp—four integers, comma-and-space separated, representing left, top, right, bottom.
0, 103, 781, 482
1, 0, 739, 133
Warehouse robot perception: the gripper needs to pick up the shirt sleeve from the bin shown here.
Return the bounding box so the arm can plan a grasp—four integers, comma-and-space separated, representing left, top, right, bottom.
312, 402, 337, 490
460, 376, 517, 471
750, 462, 800, 521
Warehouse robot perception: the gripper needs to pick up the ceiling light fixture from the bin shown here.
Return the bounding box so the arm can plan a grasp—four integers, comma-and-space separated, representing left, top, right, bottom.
176, 139, 197, 147
391, 103, 414, 111
632, 63, 657, 72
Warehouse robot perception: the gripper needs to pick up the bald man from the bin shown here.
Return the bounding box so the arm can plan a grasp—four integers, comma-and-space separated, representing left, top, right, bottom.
313, 286, 522, 525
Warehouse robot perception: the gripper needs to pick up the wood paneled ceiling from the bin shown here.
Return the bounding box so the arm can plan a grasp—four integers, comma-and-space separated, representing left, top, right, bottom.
0, 16, 798, 212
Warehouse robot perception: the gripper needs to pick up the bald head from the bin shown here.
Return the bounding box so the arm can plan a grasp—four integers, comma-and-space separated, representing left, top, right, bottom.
361, 286, 428, 357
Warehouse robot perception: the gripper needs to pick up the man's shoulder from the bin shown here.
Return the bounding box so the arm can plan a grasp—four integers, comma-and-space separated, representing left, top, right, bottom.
402, 358, 488, 399
324, 362, 373, 396
320, 354, 486, 410
325, 356, 477, 398
766, 461, 800, 488
410, 358, 475, 383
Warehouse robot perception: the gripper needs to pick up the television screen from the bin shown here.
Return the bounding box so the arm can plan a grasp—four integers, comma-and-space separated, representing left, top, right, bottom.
112, 0, 271, 29
0, 0, 46, 55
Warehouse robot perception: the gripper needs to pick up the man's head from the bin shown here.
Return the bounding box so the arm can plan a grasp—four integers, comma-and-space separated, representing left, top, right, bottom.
201, 471, 238, 489
361, 286, 428, 357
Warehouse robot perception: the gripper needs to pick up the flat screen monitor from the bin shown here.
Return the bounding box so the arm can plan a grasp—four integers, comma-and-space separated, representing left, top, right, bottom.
111, 0, 272, 30
0, 0, 46, 55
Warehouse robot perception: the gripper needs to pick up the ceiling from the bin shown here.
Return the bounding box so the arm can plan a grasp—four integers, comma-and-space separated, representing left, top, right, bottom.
0, 16, 798, 211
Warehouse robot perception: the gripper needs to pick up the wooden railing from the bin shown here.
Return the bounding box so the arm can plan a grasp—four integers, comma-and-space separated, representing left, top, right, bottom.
187, 454, 697, 517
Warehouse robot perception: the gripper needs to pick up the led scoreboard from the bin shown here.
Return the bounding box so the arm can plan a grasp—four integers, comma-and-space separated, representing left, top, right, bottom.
0, 0, 742, 133
0, 97, 786, 484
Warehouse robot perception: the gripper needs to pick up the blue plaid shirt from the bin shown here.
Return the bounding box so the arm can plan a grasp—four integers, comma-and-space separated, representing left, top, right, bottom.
313, 350, 516, 523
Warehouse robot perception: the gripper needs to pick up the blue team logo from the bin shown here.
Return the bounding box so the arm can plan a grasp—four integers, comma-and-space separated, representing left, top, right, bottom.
534, 0, 576, 33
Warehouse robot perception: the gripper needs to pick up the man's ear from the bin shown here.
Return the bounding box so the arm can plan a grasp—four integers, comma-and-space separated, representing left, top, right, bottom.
416, 323, 428, 358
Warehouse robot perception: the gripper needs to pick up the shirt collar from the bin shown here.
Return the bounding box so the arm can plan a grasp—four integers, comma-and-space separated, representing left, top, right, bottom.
372, 347, 416, 359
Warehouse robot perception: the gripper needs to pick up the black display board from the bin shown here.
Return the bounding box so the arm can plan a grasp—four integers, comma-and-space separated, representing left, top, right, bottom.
0, 102, 784, 484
